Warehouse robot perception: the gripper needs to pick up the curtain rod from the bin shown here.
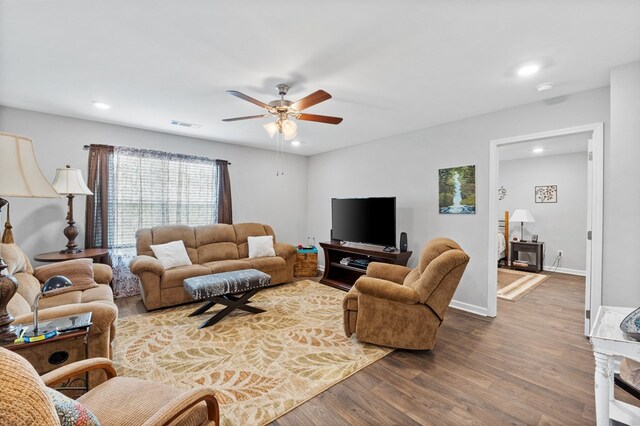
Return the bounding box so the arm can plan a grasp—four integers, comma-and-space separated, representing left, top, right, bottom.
83, 145, 231, 165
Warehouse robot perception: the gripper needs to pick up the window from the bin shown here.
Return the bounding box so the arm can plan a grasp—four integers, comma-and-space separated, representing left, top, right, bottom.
109, 147, 219, 250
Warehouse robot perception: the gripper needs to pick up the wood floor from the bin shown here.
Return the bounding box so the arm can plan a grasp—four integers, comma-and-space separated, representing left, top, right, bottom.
115, 272, 635, 425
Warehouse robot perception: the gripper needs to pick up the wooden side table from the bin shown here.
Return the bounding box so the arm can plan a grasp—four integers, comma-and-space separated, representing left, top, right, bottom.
294, 247, 318, 277
34, 248, 109, 264
510, 241, 544, 272
590, 306, 640, 425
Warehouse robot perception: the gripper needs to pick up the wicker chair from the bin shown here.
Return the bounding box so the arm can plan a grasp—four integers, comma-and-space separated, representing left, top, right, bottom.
0, 347, 220, 426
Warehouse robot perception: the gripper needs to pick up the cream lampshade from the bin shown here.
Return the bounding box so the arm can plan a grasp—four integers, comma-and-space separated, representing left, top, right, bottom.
51, 165, 93, 254
510, 209, 535, 242
0, 132, 59, 341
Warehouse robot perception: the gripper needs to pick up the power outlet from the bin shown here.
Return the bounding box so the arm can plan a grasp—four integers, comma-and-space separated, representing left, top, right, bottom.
558, 250, 563, 257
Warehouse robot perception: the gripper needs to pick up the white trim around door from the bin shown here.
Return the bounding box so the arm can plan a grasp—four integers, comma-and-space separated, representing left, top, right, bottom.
487, 123, 604, 335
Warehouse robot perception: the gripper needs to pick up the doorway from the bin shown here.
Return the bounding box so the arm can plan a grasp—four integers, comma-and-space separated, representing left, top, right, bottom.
488, 123, 604, 335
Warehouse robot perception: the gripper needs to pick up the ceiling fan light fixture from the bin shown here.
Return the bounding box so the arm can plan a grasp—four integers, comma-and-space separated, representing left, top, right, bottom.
281, 120, 297, 140
263, 121, 279, 138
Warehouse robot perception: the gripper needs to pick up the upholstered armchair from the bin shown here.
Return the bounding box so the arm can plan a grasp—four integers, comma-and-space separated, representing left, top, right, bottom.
2, 243, 116, 387
0, 347, 220, 426
343, 237, 470, 350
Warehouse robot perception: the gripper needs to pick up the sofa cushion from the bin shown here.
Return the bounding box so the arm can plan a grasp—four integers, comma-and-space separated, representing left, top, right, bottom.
247, 256, 285, 273
34, 259, 99, 297
81, 284, 114, 304
38, 291, 83, 309
151, 225, 198, 264
202, 259, 252, 274
234, 223, 270, 259
0, 243, 31, 275
198, 242, 239, 263
150, 240, 192, 270
248, 236, 275, 258
8, 292, 31, 317
160, 265, 211, 289
195, 224, 236, 246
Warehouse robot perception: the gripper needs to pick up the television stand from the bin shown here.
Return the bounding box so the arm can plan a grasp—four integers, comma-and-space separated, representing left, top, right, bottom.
319, 241, 412, 291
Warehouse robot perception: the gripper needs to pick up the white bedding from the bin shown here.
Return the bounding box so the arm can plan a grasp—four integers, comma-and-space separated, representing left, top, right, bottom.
497, 232, 506, 257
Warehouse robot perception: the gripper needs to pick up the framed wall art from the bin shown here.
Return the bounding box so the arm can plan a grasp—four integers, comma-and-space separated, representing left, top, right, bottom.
535, 185, 557, 203
439, 165, 476, 214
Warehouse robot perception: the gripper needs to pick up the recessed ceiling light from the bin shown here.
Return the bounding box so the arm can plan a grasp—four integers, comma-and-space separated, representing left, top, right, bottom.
536, 82, 554, 92
91, 101, 111, 110
290, 140, 301, 146
517, 63, 541, 77
532, 147, 544, 153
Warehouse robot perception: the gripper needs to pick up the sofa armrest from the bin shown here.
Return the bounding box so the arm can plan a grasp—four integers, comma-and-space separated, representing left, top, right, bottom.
12, 301, 118, 337
274, 242, 297, 260
41, 358, 116, 387
93, 263, 113, 285
366, 262, 412, 284
355, 276, 419, 305
130, 255, 164, 276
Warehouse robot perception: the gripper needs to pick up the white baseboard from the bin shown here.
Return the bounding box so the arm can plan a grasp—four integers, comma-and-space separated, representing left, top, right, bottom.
449, 299, 489, 317
318, 265, 325, 273
543, 266, 586, 276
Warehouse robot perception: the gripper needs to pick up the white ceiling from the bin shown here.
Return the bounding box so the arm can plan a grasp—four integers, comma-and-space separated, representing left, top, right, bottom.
499, 133, 589, 161
1, 1, 639, 156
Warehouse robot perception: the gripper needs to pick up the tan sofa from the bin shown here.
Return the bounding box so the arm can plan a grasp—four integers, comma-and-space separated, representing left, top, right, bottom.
3, 243, 116, 388
130, 223, 297, 311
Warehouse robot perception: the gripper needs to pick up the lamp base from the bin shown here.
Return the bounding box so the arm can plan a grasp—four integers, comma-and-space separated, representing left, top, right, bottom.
59, 248, 85, 254
0, 274, 19, 342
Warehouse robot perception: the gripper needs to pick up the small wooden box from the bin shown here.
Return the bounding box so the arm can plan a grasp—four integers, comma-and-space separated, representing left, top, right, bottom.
294, 247, 318, 277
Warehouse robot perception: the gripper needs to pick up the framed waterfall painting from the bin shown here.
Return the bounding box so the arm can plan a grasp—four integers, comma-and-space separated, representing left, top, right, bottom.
439, 165, 476, 214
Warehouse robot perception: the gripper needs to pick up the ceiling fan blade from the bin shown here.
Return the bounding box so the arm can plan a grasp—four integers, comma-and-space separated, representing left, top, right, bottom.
226, 90, 272, 110
291, 90, 332, 111
297, 113, 343, 125
222, 114, 270, 122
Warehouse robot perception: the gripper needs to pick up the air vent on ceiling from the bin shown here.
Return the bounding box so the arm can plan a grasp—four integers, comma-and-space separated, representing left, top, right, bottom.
170, 120, 202, 129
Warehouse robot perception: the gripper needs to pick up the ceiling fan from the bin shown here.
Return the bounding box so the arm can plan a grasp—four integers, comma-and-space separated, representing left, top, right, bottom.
222, 84, 343, 140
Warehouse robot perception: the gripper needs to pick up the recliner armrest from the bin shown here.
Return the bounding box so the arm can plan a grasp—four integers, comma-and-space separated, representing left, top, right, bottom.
129, 255, 164, 276
93, 263, 113, 285
355, 276, 419, 305
274, 242, 297, 260
365, 262, 412, 284
12, 301, 118, 336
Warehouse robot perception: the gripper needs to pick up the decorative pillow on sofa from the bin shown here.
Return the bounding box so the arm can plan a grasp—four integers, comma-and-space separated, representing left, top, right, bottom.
150, 240, 192, 269
34, 259, 99, 297
248, 235, 276, 258
0, 243, 30, 276
45, 387, 100, 426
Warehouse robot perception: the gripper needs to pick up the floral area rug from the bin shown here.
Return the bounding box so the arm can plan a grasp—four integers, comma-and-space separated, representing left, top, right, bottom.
113, 280, 393, 425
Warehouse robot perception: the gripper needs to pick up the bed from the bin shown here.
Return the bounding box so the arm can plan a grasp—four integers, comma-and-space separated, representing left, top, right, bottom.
498, 210, 509, 266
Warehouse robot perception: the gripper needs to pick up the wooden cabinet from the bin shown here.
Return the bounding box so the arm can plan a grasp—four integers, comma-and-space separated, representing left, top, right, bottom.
319, 241, 412, 291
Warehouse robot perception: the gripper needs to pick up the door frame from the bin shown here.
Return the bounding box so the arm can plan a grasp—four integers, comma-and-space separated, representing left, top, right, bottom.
487, 123, 604, 334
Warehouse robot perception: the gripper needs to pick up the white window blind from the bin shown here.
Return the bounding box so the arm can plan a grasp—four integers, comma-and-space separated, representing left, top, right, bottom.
108, 147, 219, 249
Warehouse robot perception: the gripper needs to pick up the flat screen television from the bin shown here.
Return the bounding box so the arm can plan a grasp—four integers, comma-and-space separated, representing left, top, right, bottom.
331, 197, 396, 247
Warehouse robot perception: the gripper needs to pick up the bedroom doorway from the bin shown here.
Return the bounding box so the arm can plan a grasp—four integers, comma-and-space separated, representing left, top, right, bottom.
488, 123, 604, 335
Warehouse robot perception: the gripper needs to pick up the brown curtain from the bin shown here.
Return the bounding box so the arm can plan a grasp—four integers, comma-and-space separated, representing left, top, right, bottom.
85, 144, 114, 250
216, 159, 233, 224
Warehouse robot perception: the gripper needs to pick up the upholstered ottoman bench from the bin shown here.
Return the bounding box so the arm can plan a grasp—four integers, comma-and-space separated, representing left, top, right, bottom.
183, 269, 272, 328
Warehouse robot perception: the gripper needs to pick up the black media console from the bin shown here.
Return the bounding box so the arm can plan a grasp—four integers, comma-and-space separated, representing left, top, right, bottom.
319, 241, 412, 292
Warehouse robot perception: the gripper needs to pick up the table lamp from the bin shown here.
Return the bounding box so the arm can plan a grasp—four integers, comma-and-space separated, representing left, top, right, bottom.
28, 275, 72, 337
510, 209, 535, 242
51, 165, 93, 254
0, 132, 60, 341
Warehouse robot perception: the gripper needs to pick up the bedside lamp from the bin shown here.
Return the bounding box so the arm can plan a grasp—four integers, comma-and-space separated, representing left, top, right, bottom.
51, 165, 93, 254
510, 209, 535, 242
0, 132, 60, 341
29, 275, 72, 337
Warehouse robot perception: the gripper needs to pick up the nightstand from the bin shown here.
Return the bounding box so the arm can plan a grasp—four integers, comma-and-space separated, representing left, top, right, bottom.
510, 241, 544, 272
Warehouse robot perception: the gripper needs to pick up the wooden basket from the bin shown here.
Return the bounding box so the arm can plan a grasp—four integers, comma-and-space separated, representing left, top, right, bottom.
294, 252, 318, 277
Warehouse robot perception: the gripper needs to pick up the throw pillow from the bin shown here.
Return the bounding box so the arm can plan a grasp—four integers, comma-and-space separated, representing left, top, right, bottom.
0, 243, 29, 276
150, 240, 192, 269
34, 259, 99, 297
45, 387, 100, 426
248, 235, 275, 258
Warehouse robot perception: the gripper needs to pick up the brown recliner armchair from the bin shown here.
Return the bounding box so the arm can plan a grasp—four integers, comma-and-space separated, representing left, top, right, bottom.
343, 237, 470, 350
